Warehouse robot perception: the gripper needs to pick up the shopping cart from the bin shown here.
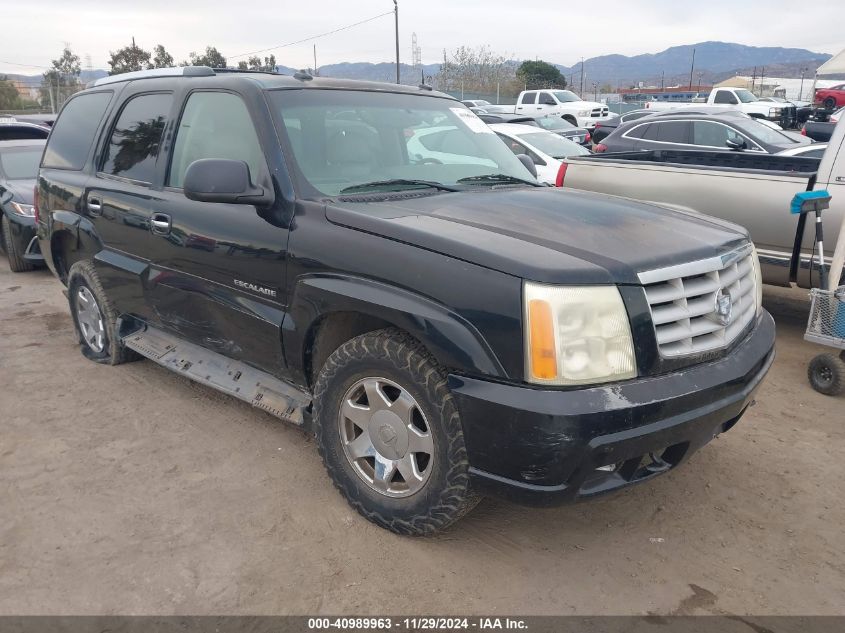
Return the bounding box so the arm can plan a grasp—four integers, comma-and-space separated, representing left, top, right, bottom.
792, 190, 845, 396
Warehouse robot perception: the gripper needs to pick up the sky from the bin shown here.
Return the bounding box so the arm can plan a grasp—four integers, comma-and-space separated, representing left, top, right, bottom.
1, 0, 842, 76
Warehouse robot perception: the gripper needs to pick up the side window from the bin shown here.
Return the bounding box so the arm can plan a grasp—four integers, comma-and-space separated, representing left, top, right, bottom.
101, 93, 172, 183
42, 91, 113, 170
653, 121, 690, 144
714, 90, 738, 105
520, 91, 538, 105
625, 123, 651, 139
539, 93, 556, 105
692, 121, 731, 147
169, 92, 265, 189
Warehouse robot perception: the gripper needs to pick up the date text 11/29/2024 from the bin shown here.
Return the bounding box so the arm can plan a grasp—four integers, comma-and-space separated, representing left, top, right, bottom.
307, 618, 527, 630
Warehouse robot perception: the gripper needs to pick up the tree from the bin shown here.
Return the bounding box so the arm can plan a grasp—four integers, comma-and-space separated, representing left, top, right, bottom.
436, 46, 519, 98
237, 54, 276, 71
108, 38, 152, 75
40, 46, 82, 111
184, 46, 227, 69
151, 45, 174, 69
516, 60, 567, 90
0, 77, 21, 110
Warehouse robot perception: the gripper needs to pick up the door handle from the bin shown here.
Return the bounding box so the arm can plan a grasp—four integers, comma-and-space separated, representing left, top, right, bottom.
87, 197, 102, 215
150, 212, 171, 235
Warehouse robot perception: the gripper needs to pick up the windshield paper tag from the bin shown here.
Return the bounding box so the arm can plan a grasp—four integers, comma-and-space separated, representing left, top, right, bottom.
451, 108, 493, 134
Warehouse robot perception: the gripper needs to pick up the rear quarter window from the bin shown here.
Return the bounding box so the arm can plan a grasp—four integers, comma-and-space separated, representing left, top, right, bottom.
42, 91, 113, 170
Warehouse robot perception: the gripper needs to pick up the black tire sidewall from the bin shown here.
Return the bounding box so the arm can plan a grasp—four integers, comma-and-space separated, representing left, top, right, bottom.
808, 354, 845, 396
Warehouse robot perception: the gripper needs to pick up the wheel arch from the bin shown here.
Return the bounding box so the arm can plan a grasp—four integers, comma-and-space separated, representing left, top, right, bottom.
49, 212, 103, 283
287, 274, 507, 389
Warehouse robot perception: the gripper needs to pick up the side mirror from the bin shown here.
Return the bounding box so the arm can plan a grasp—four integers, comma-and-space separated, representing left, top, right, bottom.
517, 153, 538, 178
725, 138, 747, 151
183, 159, 274, 205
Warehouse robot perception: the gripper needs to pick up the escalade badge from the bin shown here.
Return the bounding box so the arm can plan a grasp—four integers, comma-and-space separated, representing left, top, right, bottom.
714, 288, 733, 326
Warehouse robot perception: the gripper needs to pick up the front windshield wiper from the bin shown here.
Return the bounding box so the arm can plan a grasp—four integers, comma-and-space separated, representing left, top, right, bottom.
339, 179, 461, 194
456, 173, 543, 187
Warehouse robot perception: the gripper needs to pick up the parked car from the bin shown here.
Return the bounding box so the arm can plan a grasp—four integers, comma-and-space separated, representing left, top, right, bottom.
4, 113, 57, 127
37, 67, 774, 535
0, 121, 51, 141
0, 139, 45, 271
644, 87, 792, 125
460, 99, 492, 109
486, 89, 612, 129
489, 123, 589, 185
801, 107, 843, 142
591, 109, 653, 143
814, 83, 845, 110
596, 112, 808, 154
478, 112, 591, 145
557, 118, 845, 289
776, 143, 827, 158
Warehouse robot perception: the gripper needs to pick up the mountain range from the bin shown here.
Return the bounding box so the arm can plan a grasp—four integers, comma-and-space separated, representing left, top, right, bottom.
4, 41, 834, 90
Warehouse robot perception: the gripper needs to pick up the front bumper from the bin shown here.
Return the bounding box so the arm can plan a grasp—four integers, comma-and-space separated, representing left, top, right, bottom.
449, 310, 775, 506
2, 212, 43, 262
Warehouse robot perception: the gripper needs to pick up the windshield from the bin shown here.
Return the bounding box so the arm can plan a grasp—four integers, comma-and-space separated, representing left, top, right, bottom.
734, 89, 760, 103
0, 147, 42, 179
534, 116, 576, 131
551, 90, 580, 103
270, 90, 533, 196
515, 131, 590, 159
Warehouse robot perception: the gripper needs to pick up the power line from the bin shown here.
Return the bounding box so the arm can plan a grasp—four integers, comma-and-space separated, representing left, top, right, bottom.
230, 10, 393, 59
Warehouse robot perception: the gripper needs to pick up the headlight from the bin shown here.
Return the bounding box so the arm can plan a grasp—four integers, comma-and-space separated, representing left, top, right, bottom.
524, 282, 637, 386
750, 244, 763, 316
9, 202, 35, 217
576, 109, 591, 117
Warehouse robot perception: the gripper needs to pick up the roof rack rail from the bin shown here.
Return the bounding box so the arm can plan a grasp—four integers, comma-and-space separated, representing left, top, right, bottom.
89, 66, 216, 88
213, 67, 281, 75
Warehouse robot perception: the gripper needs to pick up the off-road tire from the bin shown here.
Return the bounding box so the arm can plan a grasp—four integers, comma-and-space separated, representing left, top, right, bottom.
313, 328, 481, 535
807, 353, 845, 396
67, 260, 141, 365
1, 215, 34, 272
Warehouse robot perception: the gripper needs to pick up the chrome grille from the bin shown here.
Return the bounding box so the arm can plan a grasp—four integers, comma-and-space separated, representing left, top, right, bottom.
638, 244, 757, 357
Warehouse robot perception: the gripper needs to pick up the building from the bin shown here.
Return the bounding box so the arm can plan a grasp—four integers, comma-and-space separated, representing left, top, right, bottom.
616, 85, 713, 103
7, 79, 40, 102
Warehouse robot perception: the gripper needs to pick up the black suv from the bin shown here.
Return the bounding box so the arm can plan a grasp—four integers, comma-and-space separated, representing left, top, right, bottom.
37, 67, 775, 535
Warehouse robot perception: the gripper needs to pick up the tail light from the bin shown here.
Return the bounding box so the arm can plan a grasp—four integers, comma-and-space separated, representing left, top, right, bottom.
594, 143, 608, 153
585, 131, 591, 143
594, 123, 601, 130
801, 127, 807, 136
555, 162, 568, 187
33, 185, 40, 224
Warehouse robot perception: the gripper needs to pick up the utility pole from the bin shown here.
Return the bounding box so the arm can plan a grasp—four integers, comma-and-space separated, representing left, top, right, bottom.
688, 47, 695, 91
697, 71, 703, 93
759, 67, 765, 96
393, 0, 400, 84
313, 44, 318, 76
799, 67, 807, 101
579, 57, 584, 95
751, 66, 757, 92
661, 70, 665, 92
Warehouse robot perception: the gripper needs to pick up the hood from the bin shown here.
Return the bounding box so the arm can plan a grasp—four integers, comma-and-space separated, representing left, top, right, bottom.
0, 179, 35, 204
570, 100, 604, 109
326, 188, 747, 285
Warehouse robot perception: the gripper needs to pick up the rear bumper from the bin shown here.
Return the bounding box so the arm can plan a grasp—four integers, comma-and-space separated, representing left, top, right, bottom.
449, 311, 775, 506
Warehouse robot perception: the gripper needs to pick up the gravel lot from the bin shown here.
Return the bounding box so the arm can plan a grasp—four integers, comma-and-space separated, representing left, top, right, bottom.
1, 260, 843, 616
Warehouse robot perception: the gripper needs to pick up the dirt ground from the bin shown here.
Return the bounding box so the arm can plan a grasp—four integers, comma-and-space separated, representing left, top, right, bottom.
1, 259, 843, 616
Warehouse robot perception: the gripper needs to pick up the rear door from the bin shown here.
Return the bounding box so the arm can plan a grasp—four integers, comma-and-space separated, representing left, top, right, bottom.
146, 89, 290, 373
516, 91, 538, 115
85, 90, 175, 319
636, 120, 691, 150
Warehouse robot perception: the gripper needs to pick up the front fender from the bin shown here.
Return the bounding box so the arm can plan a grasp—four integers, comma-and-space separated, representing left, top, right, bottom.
284, 274, 507, 383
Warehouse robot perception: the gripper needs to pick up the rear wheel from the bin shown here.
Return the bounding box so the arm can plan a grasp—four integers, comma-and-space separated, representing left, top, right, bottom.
313, 328, 480, 535
823, 97, 836, 111
1, 215, 34, 272
67, 260, 140, 365
807, 353, 845, 396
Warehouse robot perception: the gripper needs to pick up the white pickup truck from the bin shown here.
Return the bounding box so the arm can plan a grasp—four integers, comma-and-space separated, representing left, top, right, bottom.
486, 89, 613, 129
557, 118, 845, 288
644, 87, 789, 123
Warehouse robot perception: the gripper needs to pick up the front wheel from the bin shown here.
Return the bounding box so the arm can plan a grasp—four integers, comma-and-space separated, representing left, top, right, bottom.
313, 329, 480, 535
807, 353, 845, 396
1, 215, 35, 272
